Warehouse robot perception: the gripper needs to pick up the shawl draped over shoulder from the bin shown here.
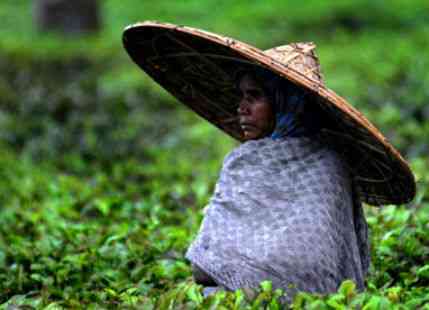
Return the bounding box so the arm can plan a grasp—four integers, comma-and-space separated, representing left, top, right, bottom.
185, 136, 369, 298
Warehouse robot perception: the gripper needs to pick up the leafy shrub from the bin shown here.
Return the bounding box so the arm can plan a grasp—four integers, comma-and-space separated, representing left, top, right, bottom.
0, 0, 428, 308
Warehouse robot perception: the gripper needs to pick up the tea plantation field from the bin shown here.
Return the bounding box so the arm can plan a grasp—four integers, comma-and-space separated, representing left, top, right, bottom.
0, 1, 428, 308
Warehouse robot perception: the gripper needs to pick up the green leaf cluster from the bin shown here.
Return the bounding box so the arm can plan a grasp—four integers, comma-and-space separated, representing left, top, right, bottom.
1, 0, 428, 308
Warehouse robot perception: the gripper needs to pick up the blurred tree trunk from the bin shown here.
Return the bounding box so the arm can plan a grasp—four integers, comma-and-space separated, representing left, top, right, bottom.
34, 0, 101, 35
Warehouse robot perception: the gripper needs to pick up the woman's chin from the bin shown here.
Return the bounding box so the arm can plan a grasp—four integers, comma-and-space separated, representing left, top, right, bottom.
243, 131, 262, 140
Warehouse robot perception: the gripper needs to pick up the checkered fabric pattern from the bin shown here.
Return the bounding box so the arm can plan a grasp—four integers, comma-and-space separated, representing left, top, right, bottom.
186, 136, 370, 300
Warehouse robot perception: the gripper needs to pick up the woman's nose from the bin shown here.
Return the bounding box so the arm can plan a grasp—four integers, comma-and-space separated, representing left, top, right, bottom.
237, 100, 249, 114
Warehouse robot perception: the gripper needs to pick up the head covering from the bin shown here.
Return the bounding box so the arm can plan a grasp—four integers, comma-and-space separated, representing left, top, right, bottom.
235, 67, 324, 139
122, 21, 416, 206
269, 80, 312, 139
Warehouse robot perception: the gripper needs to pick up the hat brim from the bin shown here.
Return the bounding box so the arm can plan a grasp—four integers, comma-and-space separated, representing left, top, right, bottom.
122, 21, 415, 206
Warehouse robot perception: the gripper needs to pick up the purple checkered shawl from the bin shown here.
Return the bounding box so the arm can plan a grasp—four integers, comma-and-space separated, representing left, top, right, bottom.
186, 136, 369, 300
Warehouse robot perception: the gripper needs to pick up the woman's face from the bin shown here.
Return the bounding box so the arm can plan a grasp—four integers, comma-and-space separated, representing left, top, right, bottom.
237, 74, 275, 140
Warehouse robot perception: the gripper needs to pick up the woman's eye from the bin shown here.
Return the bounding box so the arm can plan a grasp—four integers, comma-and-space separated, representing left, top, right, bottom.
237, 88, 265, 104
248, 90, 263, 99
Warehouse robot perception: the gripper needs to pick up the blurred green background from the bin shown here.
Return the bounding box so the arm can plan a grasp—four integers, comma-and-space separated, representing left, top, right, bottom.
0, 0, 428, 308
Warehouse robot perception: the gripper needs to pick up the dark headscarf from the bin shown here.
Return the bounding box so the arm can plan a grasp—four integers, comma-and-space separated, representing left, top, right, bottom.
236, 67, 323, 140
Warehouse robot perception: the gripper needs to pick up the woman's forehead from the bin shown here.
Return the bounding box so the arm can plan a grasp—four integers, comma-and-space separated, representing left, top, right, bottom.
239, 74, 264, 89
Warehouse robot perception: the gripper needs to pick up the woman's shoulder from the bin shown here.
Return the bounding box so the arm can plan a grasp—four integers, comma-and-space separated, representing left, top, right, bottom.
223, 136, 325, 161
223, 137, 276, 166
221, 136, 350, 175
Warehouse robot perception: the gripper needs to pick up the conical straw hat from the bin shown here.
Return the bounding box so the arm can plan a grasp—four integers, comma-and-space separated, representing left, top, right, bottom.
122, 21, 415, 206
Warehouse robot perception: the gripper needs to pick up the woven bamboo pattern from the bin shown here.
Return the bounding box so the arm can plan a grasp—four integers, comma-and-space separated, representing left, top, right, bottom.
264, 43, 324, 84
122, 21, 415, 206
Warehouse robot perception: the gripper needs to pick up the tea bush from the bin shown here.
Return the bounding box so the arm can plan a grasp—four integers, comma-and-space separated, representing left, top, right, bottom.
0, 1, 428, 308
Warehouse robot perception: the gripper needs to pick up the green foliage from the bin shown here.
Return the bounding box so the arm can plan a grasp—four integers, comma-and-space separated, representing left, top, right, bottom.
0, 0, 428, 308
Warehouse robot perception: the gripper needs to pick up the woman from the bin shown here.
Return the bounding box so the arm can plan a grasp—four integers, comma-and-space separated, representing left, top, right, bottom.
122, 22, 416, 300
185, 67, 370, 299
